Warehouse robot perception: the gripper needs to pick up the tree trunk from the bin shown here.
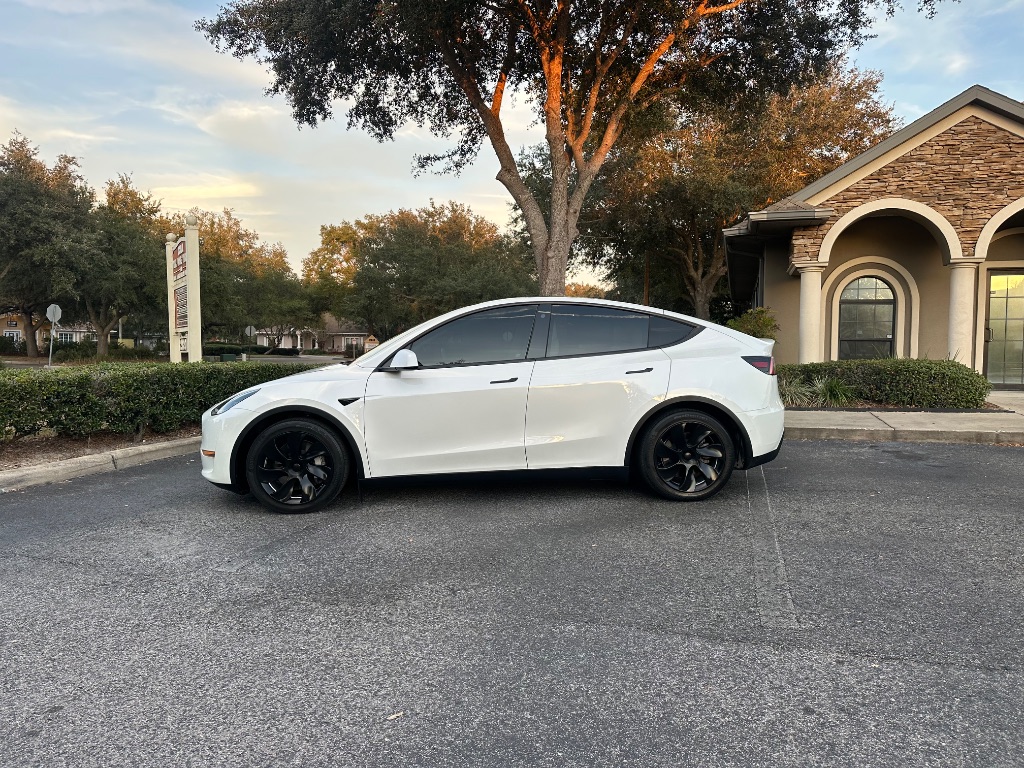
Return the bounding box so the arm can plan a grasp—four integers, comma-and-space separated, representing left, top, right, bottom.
20, 311, 43, 357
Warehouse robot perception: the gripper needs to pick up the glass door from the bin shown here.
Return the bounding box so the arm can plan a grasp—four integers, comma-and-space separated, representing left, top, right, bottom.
986, 272, 1024, 386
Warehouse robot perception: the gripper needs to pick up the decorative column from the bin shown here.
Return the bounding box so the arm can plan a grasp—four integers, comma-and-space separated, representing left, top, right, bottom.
947, 261, 980, 366
796, 264, 826, 363
184, 214, 203, 363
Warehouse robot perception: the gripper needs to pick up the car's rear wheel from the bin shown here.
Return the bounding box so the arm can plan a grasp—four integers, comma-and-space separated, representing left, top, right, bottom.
638, 409, 735, 501
245, 418, 349, 514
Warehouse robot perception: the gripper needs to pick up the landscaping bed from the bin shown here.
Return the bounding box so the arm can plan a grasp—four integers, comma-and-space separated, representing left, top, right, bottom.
777, 358, 991, 409
0, 426, 200, 471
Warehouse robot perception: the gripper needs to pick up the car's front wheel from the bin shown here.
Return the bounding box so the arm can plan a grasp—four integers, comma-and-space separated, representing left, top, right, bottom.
638, 409, 736, 501
245, 418, 349, 513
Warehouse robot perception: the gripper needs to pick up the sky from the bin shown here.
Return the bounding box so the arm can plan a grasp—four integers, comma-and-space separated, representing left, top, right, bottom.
2, 0, 1023, 281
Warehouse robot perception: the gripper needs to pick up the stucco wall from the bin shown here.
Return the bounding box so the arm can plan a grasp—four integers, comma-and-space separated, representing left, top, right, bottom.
989, 232, 1024, 262
762, 243, 800, 364
791, 115, 1024, 265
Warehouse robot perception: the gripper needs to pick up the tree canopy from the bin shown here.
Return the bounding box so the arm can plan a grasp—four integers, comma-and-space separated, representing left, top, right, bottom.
336, 202, 537, 338
200, 0, 948, 295
0, 134, 94, 357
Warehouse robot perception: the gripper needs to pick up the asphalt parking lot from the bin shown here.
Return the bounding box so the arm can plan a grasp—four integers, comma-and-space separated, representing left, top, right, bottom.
1, 440, 1022, 767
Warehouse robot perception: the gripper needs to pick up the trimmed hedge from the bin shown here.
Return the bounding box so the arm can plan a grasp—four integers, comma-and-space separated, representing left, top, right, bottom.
777, 358, 991, 409
0, 361, 324, 439
203, 343, 271, 356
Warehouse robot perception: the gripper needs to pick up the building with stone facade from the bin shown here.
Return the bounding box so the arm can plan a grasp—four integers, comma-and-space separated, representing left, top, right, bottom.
725, 85, 1024, 388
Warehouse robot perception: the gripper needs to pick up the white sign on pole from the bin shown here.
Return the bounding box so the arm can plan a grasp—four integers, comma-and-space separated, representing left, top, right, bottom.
244, 325, 257, 337
165, 215, 203, 362
46, 303, 61, 368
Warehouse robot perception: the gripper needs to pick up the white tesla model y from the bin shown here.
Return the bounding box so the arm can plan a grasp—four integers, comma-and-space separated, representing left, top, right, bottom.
201, 298, 784, 512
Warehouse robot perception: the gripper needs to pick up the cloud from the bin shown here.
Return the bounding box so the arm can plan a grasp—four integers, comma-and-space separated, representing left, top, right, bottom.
10, 0, 152, 13
944, 52, 971, 76
150, 174, 264, 203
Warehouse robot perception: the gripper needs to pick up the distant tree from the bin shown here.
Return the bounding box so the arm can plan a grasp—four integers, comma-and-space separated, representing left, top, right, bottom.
565, 282, 605, 298
301, 223, 358, 316
0, 134, 93, 357
340, 202, 536, 338
200, 0, 946, 296
78, 178, 166, 356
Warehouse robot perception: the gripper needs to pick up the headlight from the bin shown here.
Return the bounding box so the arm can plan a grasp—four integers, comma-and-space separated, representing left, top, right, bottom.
211, 389, 259, 416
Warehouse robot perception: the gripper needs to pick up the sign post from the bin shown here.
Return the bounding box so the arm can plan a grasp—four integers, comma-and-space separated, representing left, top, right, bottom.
45, 303, 61, 368
165, 214, 203, 362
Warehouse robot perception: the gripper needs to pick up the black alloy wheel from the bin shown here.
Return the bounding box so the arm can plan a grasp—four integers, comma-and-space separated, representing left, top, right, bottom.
245, 418, 349, 513
638, 409, 735, 501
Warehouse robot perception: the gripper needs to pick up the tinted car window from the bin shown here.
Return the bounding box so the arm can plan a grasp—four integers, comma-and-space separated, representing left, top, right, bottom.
648, 315, 696, 347
409, 305, 537, 366
547, 304, 649, 357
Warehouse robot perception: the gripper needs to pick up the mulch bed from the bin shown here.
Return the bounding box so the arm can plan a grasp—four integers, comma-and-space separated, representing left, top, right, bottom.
0, 427, 201, 471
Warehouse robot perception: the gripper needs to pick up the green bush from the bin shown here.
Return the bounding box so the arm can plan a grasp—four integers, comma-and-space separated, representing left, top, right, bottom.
727, 307, 780, 341
777, 358, 991, 409
203, 343, 271, 356
53, 339, 97, 362
0, 335, 26, 356
0, 361, 324, 440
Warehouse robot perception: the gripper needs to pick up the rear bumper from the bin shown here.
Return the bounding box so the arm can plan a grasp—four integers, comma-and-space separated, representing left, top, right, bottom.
746, 430, 784, 469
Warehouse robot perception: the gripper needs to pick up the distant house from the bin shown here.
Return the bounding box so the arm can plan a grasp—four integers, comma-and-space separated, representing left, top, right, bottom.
255, 313, 370, 356
725, 85, 1024, 388
0, 313, 100, 349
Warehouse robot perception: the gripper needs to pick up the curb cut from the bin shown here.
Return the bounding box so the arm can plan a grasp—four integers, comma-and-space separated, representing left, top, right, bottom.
786, 427, 1024, 445
0, 437, 201, 493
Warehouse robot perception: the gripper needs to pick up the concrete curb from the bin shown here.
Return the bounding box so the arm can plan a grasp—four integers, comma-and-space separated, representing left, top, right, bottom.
786, 427, 1024, 445
0, 437, 201, 492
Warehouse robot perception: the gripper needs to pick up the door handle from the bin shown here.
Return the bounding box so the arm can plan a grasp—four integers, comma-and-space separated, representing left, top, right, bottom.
490, 377, 518, 384
984, 327, 994, 342
626, 367, 653, 374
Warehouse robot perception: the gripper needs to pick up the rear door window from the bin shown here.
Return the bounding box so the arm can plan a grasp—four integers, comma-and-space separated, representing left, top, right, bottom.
546, 304, 650, 357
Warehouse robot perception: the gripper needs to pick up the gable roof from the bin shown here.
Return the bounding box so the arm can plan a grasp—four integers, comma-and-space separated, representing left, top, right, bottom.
792, 85, 1024, 203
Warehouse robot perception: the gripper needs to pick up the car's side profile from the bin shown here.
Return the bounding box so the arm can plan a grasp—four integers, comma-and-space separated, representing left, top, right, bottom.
200, 298, 784, 512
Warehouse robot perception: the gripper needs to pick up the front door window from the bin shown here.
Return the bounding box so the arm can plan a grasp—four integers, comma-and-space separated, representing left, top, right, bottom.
838, 277, 895, 360
987, 272, 1024, 386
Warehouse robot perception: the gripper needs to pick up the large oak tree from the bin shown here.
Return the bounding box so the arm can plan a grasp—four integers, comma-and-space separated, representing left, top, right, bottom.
200, 0, 945, 295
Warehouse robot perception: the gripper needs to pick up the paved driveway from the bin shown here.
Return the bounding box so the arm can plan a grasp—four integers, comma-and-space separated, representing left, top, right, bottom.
1, 441, 1022, 767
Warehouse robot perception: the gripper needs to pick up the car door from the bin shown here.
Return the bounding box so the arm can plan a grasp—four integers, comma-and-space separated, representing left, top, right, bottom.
526, 304, 692, 469
363, 304, 538, 478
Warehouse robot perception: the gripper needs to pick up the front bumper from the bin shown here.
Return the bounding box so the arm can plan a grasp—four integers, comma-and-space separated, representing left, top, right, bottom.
200, 406, 257, 486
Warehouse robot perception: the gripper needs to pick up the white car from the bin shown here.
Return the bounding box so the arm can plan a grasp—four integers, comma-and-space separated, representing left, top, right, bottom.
201, 298, 784, 513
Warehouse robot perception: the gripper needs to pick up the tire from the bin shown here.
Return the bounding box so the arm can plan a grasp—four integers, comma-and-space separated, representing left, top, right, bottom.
245, 418, 350, 514
637, 409, 736, 502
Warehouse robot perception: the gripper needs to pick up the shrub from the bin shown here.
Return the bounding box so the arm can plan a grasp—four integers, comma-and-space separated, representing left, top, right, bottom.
0, 335, 26, 356
776, 358, 991, 409
53, 339, 97, 363
726, 307, 780, 340
0, 361, 324, 440
107, 344, 156, 360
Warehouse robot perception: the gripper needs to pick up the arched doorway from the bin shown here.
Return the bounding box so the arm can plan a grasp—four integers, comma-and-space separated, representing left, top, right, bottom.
837, 276, 896, 360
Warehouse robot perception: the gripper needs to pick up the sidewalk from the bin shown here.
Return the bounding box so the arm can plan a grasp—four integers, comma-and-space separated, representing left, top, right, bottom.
785, 390, 1024, 444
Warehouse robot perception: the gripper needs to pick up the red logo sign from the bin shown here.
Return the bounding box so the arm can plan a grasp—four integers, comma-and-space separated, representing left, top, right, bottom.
172, 240, 187, 280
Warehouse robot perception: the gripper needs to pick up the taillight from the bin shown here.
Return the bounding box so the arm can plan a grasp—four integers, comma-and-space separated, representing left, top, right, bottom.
742, 356, 776, 375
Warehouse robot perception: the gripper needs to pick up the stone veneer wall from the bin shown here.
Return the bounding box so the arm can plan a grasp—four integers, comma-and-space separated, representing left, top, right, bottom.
791, 116, 1024, 263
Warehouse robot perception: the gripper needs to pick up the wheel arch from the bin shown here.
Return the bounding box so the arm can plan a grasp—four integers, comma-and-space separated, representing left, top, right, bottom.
229, 405, 366, 491
624, 397, 754, 470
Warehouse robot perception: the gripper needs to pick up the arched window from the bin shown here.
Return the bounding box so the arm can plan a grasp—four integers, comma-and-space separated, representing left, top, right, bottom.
838, 277, 895, 360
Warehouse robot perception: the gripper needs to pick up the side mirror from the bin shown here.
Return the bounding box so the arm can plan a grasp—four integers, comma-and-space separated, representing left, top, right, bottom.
389, 349, 419, 370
